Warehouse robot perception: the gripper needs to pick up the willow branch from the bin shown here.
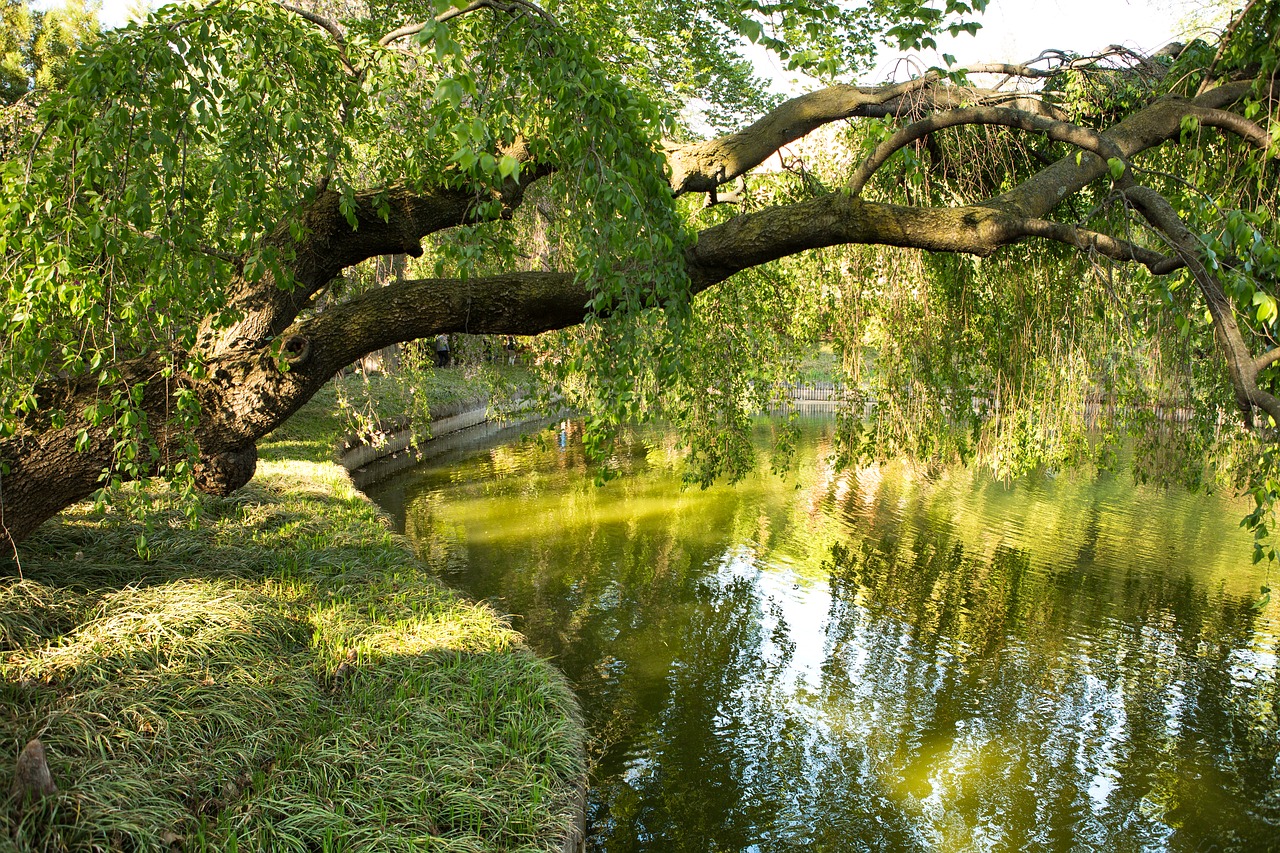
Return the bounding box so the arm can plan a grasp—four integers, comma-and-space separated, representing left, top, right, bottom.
1186, 105, 1273, 148
965, 47, 1156, 82
1257, 348, 1280, 373
196, 164, 550, 362
1198, 0, 1262, 95
1017, 218, 1181, 273
994, 80, 1257, 219
277, 2, 356, 76
1123, 183, 1280, 426
665, 83, 1065, 195
847, 105, 1127, 196
663, 44, 1198, 197
278, 2, 346, 43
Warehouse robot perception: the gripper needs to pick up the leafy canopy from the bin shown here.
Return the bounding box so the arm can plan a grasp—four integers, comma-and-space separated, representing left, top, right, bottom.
4, 0, 1279, 572
0, 0, 957, 455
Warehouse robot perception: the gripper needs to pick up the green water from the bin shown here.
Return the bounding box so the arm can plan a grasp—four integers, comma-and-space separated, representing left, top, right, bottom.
366, 418, 1280, 852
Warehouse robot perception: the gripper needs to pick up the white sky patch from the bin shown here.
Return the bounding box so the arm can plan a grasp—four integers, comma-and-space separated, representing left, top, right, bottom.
926, 0, 1182, 64
93, 0, 148, 28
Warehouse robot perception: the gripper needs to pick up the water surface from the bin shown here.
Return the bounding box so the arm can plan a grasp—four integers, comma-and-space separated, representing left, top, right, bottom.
367, 419, 1280, 851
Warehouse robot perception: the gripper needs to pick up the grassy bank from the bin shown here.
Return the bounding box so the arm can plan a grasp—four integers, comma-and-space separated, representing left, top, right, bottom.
0, 371, 585, 852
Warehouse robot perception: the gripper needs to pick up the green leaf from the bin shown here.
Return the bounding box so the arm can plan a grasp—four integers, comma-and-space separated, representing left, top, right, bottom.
413, 19, 437, 43
1253, 291, 1277, 323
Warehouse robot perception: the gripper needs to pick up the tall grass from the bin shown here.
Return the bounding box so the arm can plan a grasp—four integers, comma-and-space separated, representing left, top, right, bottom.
1, 385, 584, 852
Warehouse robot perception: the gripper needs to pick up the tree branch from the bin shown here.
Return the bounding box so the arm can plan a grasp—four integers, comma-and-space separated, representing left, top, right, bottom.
1016, 218, 1181, 273
848, 105, 1127, 197
276, 2, 356, 76
378, 0, 559, 47
1186, 105, 1273, 149
665, 80, 1067, 196
1198, 0, 1263, 95
994, 80, 1258, 219
662, 45, 1195, 197
1123, 183, 1280, 427
1256, 347, 1280, 373
196, 160, 549, 362
293, 271, 583, 372
842, 91, 1277, 427
278, 2, 347, 45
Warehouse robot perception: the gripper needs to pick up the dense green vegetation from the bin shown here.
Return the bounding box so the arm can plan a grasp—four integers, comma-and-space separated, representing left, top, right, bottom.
0, 0, 1277, 844
2, 0, 1276, 561
1, 380, 585, 850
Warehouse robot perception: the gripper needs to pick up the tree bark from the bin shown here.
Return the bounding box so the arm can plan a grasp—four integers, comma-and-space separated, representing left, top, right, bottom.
0, 72, 1269, 552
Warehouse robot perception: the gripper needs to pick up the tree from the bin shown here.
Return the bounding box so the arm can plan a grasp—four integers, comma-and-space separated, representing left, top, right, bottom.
1, 0, 99, 105
2, 0, 99, 160
1, 0, 1278, 557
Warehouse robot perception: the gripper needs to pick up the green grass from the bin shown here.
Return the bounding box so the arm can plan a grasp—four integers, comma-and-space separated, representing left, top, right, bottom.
0, 378, 585, 852
795, 344, 839, 386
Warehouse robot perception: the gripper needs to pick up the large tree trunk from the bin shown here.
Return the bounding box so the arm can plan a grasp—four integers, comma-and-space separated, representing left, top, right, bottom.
1, 78, 1272, 552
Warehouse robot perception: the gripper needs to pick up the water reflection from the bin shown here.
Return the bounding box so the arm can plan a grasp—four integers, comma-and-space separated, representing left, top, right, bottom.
366, 419, 1280, 851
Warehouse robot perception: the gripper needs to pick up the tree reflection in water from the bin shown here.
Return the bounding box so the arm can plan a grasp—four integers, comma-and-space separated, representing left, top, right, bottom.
368, 420, 1279, 851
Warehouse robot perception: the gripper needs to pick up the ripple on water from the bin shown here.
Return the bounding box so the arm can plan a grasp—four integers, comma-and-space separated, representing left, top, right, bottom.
371, 419, 1279, 852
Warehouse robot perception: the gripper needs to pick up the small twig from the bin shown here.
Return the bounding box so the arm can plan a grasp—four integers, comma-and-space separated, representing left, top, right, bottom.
1198, 0, 1262, 95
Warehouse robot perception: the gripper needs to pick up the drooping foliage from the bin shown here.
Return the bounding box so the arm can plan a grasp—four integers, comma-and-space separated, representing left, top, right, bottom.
1, 0, 1278, 569
655, 33, 1280, 561
0, 0, 697, 487
0, 0, 945, 491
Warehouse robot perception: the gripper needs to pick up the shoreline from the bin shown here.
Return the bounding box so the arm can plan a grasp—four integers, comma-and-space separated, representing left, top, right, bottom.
1, 381, 590, 851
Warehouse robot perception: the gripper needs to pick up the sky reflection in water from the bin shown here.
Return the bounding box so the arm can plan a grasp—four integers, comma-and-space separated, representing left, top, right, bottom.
367, 418, 1280, 852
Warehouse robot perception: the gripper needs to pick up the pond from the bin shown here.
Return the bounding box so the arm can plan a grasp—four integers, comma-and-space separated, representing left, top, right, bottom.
365, 417, 1280, 852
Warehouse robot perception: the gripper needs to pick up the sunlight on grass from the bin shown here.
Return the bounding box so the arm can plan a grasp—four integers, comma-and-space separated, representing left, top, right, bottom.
0, 381, 585, 852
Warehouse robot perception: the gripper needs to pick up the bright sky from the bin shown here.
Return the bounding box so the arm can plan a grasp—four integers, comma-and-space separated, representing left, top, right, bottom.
761, 0, 1207, 90
855, 0, 1200, 88
918, 0, 1189, 63
96, 0, 140, 28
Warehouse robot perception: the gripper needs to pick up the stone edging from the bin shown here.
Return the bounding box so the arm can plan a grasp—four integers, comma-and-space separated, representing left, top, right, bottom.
336, 405, 492, 472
